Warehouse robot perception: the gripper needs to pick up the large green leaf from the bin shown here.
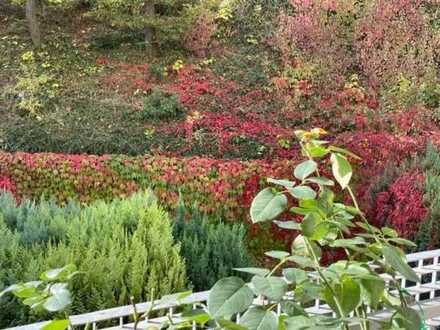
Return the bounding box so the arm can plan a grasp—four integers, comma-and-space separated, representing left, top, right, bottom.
0, 284, 20, 298
182, 309, 211, 325
360, 277, 385, 309
306, 177, 334, 186
239, 307, 278, 330
300, 213, 329, 241
291, 235, 321, 260
43, 283, 71, 312
40, 264, 77, 282
390, 307, 423, 330
329, 238, 366, 249
280, 301, 307, 317
288, 186, 316, 200
283, 316, 315, 330
234, 268, 270, 277
208, 277, 254, 319
265, 251, 290, 260
294, 281, 321, 304
317, 188, 334, 215
41, 320, 69, 330
251, 276, 287, 301
304, 142, 329, 158
250, 188, 288, 223
382, 245, 419, 283
282, 268, 308, 285
267, 178, 295, 188
322, 276, 360, 317
274, 221, 301, 230
330, 153, 352, 189
294, 160, 318, 181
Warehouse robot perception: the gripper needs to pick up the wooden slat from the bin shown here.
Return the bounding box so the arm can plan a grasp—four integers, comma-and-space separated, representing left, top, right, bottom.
69, 291, 209, 326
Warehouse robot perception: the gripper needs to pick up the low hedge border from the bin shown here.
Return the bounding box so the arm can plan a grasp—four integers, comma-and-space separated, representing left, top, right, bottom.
0, 152, 295, 220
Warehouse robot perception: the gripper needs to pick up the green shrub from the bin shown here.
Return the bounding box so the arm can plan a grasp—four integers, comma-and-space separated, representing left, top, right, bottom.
142, 88, 183, 120
148, 63, 167, 81
90, 29, 145, 50
173, 201, 252, 291
0, 217, 36, 327
415, 143, 440, 250
0, 191, 187, 325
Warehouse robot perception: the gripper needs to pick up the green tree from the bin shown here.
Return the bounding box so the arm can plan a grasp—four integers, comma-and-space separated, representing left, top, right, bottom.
87, 0, 196, 53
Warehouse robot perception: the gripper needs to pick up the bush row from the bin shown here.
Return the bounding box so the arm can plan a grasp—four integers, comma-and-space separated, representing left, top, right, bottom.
0, 152, 295, 220
0, 191, 251, 327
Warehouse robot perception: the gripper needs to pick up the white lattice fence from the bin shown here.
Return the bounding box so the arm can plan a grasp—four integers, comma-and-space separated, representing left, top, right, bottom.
6, 249, 440, 330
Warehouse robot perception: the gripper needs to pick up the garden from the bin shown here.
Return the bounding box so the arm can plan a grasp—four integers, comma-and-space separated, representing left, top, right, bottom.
2, 0, 440, 329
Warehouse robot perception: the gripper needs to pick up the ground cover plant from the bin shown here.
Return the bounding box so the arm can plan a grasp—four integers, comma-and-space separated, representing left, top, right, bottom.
1, 0, 440, 159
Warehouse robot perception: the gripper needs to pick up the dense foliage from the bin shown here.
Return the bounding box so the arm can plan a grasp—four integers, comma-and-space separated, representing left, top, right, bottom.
367, 144, 440, 251
173, 201, 252, 291
2, 0, 440, 326
2, 0, 440, 158
0, 130, 428, 256
0, 151, 295, 217
0, 191, 188, 327
173, 129, 425, 330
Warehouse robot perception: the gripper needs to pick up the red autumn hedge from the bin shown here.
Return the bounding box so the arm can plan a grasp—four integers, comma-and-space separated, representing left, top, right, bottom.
0, 132, 424, 225
0, 152, 296, 220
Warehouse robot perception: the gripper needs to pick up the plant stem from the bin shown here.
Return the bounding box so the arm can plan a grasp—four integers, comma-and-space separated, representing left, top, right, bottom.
304, 238, 349, 330
268, 258, 287, 277
347, 185, 381, 244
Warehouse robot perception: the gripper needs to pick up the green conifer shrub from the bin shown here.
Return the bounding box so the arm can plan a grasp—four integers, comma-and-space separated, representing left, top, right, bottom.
0, 191, 187, 326
416, 142, 440, 250
173, 202, 252, 291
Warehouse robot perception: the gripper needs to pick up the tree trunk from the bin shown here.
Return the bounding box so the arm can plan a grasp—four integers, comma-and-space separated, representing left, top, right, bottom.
143, 1, 155, 55
26, 0, 41, 47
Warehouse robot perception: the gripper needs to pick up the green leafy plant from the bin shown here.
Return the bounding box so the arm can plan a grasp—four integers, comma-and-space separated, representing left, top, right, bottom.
173, 201, 252, 291
142, 88, 183, 120
0, 264, 78, 330
7, 51, 59, 115
178, 128, 423, 330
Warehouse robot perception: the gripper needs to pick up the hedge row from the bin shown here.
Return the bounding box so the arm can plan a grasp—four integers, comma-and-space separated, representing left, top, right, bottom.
0, 152, 295, 220
0, 132, 426, 223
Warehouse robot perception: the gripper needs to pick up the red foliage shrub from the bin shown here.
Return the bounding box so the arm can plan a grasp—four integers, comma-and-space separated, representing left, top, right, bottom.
334, 132, 423, 210
274, 0, 356, 89
392, 106, 436, 135
272, 0, 440, 129
334, 132, 421, 177
166, 66, 238, 112
370, 170, 427, 238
